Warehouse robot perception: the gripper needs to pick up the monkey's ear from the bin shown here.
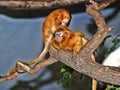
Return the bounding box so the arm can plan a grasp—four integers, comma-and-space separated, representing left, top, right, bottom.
54, 13, 63, 26
54, 13, 58, 20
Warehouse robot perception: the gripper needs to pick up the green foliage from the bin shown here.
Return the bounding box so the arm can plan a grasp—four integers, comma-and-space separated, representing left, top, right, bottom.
106, 84, 114, 90
106, 84, 120, 90
57, 66, 74, 87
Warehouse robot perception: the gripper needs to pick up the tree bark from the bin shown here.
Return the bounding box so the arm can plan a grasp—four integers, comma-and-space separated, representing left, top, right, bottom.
0, 0, 89, 10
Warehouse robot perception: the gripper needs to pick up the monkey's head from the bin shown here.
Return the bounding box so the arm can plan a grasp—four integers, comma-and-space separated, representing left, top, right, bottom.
53, 27, 72, 42
54, 9, 71, 27
52, 27, 73, 49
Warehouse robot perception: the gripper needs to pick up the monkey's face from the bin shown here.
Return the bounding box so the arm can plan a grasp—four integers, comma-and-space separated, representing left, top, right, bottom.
54, 9, 71, 27
54, 27, 72, 42
61, 11, 71, 27
54, 31, 63, 41
52, 27, 73, 49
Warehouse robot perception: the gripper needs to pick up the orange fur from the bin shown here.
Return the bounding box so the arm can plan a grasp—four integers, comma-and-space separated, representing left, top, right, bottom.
52, 27, 88, 56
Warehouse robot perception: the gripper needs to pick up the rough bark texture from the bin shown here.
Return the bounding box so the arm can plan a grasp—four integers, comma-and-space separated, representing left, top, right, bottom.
0, 0, 89, 10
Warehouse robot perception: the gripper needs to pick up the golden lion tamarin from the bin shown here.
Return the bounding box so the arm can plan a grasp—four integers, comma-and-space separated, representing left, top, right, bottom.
52, 27, 88, 56
27, 8, 71, 65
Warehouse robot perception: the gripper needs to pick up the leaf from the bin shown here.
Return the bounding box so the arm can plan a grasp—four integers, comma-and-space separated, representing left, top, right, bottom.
106, 84, 114, 90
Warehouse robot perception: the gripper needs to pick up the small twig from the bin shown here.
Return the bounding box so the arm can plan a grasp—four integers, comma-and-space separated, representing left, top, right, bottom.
16, 57, 57, 75
98, 0, 116, 10
89, 0, 116, 10
0, 72, 19, 83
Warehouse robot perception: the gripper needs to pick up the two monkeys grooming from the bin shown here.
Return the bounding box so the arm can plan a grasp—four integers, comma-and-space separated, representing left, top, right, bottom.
8, 8, 97, 90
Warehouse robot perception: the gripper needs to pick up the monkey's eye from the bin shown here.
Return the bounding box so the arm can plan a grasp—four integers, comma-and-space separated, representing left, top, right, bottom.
61, 18, 69, 26
55, 31, 62, 41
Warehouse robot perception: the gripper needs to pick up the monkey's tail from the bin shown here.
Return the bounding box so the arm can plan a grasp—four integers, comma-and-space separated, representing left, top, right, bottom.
7, 46, 48, 75
92, 79, 97, 90
26, 46, 49, 65
91, 54, 97, 90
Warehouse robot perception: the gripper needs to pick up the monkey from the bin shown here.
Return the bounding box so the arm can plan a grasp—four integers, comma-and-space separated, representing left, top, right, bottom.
8, 8, 71, 75
52, 27, 88, 56
51, 27, 97, 90
27, 8, 71, 65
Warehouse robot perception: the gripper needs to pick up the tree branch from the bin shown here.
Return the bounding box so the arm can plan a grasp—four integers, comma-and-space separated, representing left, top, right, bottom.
79, 5, 113, 59
16, 57, 58, 75
0, 0, 89, 10
0, 57, 57, 83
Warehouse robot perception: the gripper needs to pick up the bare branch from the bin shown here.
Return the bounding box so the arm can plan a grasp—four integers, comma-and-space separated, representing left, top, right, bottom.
98, 0, 116, 10
0, 72, 19, 83
80, 0, 115, 59
89, 0, 116, 10
0, 0, 89, 10
16, 57, 57, 75
0, 57, 57, 83
80, 5, 113, 59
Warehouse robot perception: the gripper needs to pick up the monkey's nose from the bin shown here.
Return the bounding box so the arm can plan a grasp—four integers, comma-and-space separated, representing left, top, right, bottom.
61, 19, 69, 26
62, 22, 67, 26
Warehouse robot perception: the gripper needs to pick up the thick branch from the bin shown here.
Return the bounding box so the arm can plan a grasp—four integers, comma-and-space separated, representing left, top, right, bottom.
0, 0, 89, 10
49, 46, 120, 85
79, 5, 113, 59
79, 0, 114, 59
49, 0, 120, 86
